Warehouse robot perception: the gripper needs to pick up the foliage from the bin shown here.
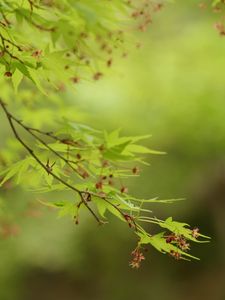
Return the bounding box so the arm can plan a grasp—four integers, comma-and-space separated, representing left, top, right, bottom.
0, 0, 166, 91
0, 0, 215, 268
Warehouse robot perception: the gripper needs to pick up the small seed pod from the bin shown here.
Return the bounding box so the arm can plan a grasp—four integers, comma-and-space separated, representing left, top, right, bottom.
81, 171, 89, 179
121, 186, 128, 193
98, 144, 105, 151
108, 179, 113, 186
107, 58, 112, 67
132, 166, 140, 175
76, 153, 81, 160
102, 160, 109, 167
93, 72, 103, 80
4, 71, 12, 77
71, 77, 80, 84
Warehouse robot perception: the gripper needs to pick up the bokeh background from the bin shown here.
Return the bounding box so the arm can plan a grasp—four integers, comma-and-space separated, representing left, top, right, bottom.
1, 1, 225, 299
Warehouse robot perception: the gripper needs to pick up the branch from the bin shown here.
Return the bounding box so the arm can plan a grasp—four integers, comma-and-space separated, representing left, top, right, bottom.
0, 100, 140, 230
0, 99, 103, 224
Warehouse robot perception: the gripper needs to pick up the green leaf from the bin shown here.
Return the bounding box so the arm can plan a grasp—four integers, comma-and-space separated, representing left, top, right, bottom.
125, 144, 166, 155
212, 0, 221, 6
38, 200, 78, 218
93, 197, 107, 218
12, 69, 23, 93
0, 157, 34, 186
127, 196, 185, 204
28, 68, 47, 95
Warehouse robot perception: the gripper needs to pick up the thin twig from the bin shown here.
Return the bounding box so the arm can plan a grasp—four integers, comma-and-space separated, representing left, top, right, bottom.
9, 115, 80, 175
87, 190, 138, 230
0, 33, 23, 51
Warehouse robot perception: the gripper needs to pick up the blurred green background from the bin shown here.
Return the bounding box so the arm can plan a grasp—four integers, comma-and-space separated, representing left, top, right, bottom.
1, 1, 225, 300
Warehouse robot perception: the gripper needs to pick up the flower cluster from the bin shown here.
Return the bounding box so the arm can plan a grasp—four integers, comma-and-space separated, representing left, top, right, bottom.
165, 234, 190, 251
165, 227, 201, 260
129, 247, 145, 268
